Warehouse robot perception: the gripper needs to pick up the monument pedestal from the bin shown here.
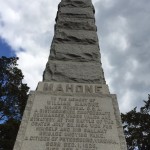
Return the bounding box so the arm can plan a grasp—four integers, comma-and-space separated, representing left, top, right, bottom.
13, 82, 127, 150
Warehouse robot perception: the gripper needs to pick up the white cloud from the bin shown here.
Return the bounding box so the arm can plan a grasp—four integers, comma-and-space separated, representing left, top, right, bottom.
17, 51, 47, 89
120, 90, 134, 112
0, 0, 61, 89
0, 0, 150, 113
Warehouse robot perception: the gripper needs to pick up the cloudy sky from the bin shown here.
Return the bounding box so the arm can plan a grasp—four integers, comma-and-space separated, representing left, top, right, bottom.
0, 0, 150, 113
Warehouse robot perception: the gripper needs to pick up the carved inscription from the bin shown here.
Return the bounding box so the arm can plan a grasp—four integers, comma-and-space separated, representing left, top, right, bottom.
24, 95, 119, 150
42, 83, 103, 94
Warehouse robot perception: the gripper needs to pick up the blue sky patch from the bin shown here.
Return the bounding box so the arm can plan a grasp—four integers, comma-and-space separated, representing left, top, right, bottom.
0, 37, 16, 57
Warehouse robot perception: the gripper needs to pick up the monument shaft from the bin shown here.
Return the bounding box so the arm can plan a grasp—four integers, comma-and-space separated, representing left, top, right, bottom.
13, 0, 127, 150
43, 0, 105, 84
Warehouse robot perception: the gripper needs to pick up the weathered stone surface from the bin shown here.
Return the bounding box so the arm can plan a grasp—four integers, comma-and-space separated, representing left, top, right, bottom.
43, 60, 105, 84
13, 93, 35, 150
50, 43, 100, 62
60, 7, 93, 15
54, 29, 98, 44
57, 7, 94, 19
56, 17, 96, 31
58, 17, 95, 25
59, 0, 93, 9
112, 95, 128, 149
13, 82, 127, 150
62, 0, 92, 2
56, 14, 95, 22
56, 20, 96, 31
58, 16, 95, 23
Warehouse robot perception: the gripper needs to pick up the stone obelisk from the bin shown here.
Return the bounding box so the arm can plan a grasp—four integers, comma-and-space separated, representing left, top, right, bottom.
13, 0, 127, 150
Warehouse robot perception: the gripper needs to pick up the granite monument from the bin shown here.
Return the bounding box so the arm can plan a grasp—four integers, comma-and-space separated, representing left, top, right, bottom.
13, 0, 127, 149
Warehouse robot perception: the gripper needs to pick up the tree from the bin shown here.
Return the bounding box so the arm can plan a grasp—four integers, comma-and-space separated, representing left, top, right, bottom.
0, 56, 29, 150
121, 95, 150, 150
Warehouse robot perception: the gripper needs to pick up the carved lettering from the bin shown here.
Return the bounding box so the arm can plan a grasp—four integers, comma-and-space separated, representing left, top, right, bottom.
76, 85, 83, 93
95, 85, 102, 93
42, 83, 105, 94
28, 95, 118, 150
85, 85, 93, 93
66, 84, 73, 93
55, 84, 64, 92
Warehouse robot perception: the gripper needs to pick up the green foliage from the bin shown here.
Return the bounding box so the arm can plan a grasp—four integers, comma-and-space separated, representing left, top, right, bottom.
0, 56, 29, 150
121, 95, 150, 150
0, 119, 20, 150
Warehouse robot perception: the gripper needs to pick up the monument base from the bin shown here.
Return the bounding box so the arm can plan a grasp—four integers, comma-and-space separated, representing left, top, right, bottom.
13, 82, 127, 150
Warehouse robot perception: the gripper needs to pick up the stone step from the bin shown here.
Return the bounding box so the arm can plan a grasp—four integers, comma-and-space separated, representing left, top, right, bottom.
61, 0, 93, 4
58, 17, 95, 24
50, 43, 101, 62
59, 0, 93, 9
58, 7, 94, 19
61, 0, 92, 3
43, 60, 106, 84
56, 17, 96, 29
56, 20, 96, 31
54, 29, 98, 45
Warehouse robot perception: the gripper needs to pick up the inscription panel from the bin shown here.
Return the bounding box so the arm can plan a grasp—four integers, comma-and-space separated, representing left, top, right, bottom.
37, 82, 110, 94
21, 93, 121, 150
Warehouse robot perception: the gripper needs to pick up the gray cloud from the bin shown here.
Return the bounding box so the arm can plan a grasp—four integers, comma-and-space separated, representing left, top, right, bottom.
94, 0, 150, 112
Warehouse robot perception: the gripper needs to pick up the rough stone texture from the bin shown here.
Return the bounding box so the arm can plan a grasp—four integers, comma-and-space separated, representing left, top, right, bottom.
54, 29, 98, 45
59, 7, 94, 18
60, 0, 93, 8
50, 44, 100, 62
57, 17, 96, 31
43, 0, 104, 83
56, 20, 96, 31
13, 92, 35, 150
112, 95, 128, 149
58, 17, 95, 24
43, 61, 105, 84
13, 0, 127, 149
13, 82, 127, 150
